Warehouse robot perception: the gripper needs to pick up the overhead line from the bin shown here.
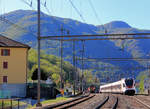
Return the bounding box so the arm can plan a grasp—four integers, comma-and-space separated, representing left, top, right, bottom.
0, 16, 37, 38
68, 0, 94, 33
88, 0, 107, 32
42, 0, 80, 35
21, 0, 35, 10
68, 0, 86, 22
42, 37, 150, 41
76, 57, 150, 61
40, 33, 150, 40
83, 67, 150, 70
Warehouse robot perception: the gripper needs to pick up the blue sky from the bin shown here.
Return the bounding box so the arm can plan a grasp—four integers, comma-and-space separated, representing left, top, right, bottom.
0, 0, 150, 29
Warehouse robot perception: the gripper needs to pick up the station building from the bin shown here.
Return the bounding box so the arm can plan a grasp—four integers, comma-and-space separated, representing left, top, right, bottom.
0, 35, 30, 98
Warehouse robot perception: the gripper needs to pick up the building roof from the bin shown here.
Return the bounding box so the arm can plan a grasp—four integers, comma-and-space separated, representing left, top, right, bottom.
0, 34, 30, 48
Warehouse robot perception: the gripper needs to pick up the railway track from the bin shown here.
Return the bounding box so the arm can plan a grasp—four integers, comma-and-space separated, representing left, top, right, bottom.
45, 94, 95, 109
116, 94, 150, 109
95, 96, 109, 109
37, 94, 150, 109
134, 96, 150, 109
95, 95, 118, 109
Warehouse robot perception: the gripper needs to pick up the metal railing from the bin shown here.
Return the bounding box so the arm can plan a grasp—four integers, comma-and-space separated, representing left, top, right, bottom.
0, 98, 29, 109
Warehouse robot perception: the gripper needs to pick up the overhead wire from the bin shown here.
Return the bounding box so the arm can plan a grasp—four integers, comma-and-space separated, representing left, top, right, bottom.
0, 0, 37, 39
68, 0, 95, 34
21, 0, 35, 10
0, 0, 1, 14
40, 0, 58, 35
0, 1, 33, 38
68, 0, 86, 22
42, 0, 61, 56
88, 0, 107, 33
42, 0, 80, 35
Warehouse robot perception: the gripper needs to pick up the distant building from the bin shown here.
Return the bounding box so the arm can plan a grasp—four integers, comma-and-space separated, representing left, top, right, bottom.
0, 35, 30, 98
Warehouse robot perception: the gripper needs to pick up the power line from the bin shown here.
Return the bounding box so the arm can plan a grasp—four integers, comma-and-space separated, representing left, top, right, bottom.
68, 0, 105, 34
82, 66, 150, 70
88, 0, 107, 33
76, 57, 150, 61
0, 0, 37, 39
0, 16, 37, 38
21, 0, 58, 36
41, 32, 150, 41
70, 0, 91, 33
21, 0, 35, 10
42, 0, 80, 34
68, 0, 86, 22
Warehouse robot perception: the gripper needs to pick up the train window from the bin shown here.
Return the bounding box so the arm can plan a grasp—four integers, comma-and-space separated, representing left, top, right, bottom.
123, 84, 125, 87
125, 78, 133, 86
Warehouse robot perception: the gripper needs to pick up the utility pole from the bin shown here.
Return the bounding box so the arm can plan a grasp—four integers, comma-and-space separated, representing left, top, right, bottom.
36, 0, 42, 107
73, 40, 76, 95
81, 40, 85, 92
60, 25, 64, 89
75, 56, 80, 92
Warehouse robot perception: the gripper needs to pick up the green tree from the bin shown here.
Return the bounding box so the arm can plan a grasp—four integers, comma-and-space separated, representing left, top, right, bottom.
31, 68, 49, 80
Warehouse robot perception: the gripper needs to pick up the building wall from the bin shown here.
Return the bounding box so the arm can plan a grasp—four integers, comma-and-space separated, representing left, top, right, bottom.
0, 47, 28, 97
0, 47, 28, 84
0, 84, 26, 98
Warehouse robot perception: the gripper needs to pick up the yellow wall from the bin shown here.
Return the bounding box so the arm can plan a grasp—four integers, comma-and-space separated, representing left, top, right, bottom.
0, 47, 28, 84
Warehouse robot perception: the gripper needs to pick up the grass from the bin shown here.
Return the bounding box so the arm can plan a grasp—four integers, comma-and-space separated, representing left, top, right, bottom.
42, 97, 70, 105
28, 97, 72, 109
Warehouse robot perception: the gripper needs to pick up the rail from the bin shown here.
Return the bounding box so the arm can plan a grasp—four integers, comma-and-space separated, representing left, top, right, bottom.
44, 94, 93, 109
134, 96, 150, 109
112, 97, 118, 109
95, 96, 109, 109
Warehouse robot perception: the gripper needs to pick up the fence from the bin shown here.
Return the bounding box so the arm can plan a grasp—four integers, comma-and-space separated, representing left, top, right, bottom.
0, 90, 11, 99
0, 84, 26, 98
27, 83, 59, 99
0, 98, 29, 109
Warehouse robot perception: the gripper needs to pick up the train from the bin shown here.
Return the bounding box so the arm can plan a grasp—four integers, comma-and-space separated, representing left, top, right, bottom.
99, 78, 136, 95
88, 85, 96, 93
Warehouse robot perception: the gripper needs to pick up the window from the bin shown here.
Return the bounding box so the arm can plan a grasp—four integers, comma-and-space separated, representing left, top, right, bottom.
125, 78, 134, 87
3, 62, 8, 69
3, 76, 7, 83
123, 84, 125, 87
1, 49, 10, 56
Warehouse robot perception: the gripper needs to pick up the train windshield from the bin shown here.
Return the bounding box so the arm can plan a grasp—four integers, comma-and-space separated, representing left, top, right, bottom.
125, 78, 133, 86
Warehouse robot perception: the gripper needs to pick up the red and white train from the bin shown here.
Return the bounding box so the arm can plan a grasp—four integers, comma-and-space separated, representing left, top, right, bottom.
99, 78, 136, 95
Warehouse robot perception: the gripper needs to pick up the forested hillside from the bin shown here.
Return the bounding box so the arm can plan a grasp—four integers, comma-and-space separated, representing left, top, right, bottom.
28, 49, 100, 87
0, 10, 150, 85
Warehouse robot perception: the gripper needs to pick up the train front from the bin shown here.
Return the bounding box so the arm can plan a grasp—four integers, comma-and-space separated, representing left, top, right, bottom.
124, 78, 136, 95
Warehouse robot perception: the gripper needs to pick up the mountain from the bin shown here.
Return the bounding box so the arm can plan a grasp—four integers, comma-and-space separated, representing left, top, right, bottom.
98, 21, 131, 30
0, 10, 150, 82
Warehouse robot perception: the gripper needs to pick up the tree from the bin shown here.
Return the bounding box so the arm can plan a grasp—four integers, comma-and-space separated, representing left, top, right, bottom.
31, 68, 49, 80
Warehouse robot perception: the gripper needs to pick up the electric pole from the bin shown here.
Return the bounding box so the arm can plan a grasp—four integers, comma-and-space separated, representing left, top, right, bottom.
73, 40, 76, 95
36, 0, 42, 107
60, 25, 64, 89
81, 40, 85, 92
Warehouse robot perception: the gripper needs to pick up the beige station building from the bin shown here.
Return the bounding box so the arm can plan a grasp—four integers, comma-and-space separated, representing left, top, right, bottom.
0, 35, 30, 98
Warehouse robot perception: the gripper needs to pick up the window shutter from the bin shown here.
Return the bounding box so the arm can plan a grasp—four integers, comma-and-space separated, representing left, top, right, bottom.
3, 62, 8, 69
8, 49, 10, 56
3, 76, 7, 83
1, 49, 3, 56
